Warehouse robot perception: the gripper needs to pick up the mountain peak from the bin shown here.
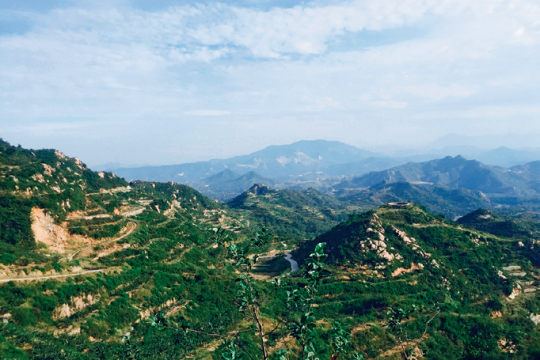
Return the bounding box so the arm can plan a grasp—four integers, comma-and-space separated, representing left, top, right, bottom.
247, 183, 274, 196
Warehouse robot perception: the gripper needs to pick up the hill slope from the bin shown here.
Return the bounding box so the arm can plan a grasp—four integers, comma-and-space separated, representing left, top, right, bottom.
334, 182, 492, 219
228, 184, 360, 239
189, 170, 277, 201
2, 140, 540, 359
457, 208, 540, 239
294, 204, 540, 358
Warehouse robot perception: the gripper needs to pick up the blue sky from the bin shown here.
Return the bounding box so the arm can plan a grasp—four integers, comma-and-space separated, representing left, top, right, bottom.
1, 0, 540, 167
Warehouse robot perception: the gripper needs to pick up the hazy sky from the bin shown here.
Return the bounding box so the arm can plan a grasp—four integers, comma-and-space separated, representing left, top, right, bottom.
1, 0, 539, 167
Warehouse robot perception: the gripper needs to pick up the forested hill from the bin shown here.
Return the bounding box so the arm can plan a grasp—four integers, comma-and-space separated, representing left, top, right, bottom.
227, 184, 362, 239
294, 204, 540, 358
0, 139, 128, 248
456, 208, 540, 239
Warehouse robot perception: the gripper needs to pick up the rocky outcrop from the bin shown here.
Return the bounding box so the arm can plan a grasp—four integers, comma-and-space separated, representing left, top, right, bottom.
31, 207, 94, 253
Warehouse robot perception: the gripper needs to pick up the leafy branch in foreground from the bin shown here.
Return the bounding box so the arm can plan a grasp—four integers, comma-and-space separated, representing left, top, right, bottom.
386, 304, 440, 360
287, 242, 328, 360
210, 227, 331, 360
214, 227, 276, 360
329, 321, 363, 360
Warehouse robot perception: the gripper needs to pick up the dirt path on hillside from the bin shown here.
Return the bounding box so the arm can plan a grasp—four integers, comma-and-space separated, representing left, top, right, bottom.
69, 221, 138, 260
0, 269, 104, 283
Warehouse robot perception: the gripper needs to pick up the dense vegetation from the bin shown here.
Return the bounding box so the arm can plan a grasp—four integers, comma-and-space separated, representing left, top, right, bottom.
228, 184, 360, 240
1, 140, 539, 359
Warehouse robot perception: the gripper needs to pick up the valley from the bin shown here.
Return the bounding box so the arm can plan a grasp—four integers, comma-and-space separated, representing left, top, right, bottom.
0, 139, 539, 359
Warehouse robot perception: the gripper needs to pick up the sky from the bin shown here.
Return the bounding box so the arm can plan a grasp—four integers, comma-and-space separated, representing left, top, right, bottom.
1, 0, 539, 168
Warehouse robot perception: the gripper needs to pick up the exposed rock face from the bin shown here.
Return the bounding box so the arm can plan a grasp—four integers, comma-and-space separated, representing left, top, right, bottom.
31, 207, 71, 253
73, 158, 85, 170
31, 207, 94, 253
393, 226, 432, 260
392, 262, 424, 277
53, 294, 99, 319
498, 338, 517, 353
507, 287, 521, 300
54, 151, 67, 160
358, 214, 403, 263
32, 173, 45, 183
42, 163, 55, 176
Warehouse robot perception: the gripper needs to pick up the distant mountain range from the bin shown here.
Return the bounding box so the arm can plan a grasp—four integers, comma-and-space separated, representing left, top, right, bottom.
332, 156, 540, 197
112, 139, 540, 181
112, 140, 385, 182
109, 140, 540, 211
334, 182, 492, 219
326, 156, 540, 218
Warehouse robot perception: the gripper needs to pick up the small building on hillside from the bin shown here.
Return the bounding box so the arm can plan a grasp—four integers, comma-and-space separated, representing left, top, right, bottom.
388, 202, 412, 209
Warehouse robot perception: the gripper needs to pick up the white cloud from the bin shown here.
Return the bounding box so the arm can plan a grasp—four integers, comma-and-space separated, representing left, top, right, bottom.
371, 101, 408, 109
406, 84, 476, 100
1, 0, 540, 164
184, 110, 231, 116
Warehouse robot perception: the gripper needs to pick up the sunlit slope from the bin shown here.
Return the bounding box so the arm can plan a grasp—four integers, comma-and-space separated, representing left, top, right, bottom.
228, 184, 362, 239
294, 204, 540, 358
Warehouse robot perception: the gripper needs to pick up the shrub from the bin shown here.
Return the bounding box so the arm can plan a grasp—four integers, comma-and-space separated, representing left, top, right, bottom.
1, 253, 17, 265
33, 295, 58, 312
12, 307, 38, 326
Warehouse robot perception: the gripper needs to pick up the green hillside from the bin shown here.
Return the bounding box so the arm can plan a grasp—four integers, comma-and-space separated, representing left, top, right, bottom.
334, 182, 492, 219
294, 204, 540, 359
228, 184, 361, 239
1, 140, 540, 360
0, 139, 128, 257
456, 209, 534, 239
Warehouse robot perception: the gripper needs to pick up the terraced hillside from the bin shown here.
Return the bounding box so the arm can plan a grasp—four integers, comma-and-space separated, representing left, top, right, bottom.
334, 182, 492, 219
228, 184, 363, 239
295, 204, 540, 359
1, 139, 540, 359
456, 209, 536, 239
0, 140, 260, 359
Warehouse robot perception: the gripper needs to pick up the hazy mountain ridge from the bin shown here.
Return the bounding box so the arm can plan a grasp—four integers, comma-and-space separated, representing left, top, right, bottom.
334, 156, 540, 197
111, 147, 540, 221
111, 140, 398, 183
188, 170, 278, 201
110, 141, 540, 209
334, 182, 492, 218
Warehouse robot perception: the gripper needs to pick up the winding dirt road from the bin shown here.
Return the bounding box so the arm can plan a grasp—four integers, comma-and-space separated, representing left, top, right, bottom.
68, 221, 138, 260
0, 222, 138, 283
0, 269, 104, 283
